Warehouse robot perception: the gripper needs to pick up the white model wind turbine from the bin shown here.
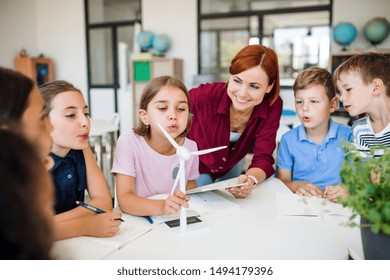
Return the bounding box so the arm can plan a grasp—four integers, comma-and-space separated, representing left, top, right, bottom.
157, 122, 227, 230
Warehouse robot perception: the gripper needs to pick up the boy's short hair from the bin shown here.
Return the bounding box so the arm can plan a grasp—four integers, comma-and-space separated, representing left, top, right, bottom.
293, 67, 335, 100
333, 52, 390, 97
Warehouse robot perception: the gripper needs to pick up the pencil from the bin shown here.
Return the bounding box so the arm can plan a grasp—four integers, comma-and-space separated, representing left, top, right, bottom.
76, 201, 125, 222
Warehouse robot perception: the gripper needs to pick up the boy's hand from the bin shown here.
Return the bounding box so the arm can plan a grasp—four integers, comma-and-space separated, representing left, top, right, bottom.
324, 185, 349, 203
296, 183, 324, 198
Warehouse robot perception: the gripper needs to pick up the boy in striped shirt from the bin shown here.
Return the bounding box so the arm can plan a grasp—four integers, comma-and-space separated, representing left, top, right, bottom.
334, 52, 390, 156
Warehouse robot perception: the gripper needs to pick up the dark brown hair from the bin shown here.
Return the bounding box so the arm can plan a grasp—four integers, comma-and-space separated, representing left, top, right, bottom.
0, 67, 34, 128
0, 130, 53, 259
333, 52, 390, 97
229, 45, 280, 105
39, 80, 83, 114
133, 76, 191, 137
293, 67, 336, 101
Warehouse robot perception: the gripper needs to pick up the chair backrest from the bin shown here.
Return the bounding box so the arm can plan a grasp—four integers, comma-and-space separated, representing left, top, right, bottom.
110, 113, 120, 128
113, 183, 119, 208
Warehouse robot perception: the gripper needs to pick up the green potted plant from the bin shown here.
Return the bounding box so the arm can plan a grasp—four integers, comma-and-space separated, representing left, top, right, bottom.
339, 141, 390, 259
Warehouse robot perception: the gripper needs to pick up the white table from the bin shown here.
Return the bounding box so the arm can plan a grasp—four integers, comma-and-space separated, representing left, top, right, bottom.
52, 177, 364, 260
323, 215, 364, 260
104, 177, 351, 260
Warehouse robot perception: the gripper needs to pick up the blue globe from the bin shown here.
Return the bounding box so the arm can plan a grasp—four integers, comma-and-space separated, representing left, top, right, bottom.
363, 17, 390, 45
153, 34, 171, 56
333, 22, 357, 48
137, 31, 154, 51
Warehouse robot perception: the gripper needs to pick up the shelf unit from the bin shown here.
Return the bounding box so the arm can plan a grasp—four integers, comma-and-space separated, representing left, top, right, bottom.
130, 55, 183, 126
14, 56, 54, 86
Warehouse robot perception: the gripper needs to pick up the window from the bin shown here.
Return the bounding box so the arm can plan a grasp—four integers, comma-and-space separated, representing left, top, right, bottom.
88, 0, 140, 24
89, 28, 113, 85
265, 12, 330, 80
201, 0, 331, 14
85, 0, 141, 112
198, 0, 333, 84
200, 17, 250, 81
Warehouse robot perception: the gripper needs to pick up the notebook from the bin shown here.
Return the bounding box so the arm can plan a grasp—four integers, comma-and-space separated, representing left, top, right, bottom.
51, 222, 152, 259
189, 191, 240, 215
275, 192, 353, 217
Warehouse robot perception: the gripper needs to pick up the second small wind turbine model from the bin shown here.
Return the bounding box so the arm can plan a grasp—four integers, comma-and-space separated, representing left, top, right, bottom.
157, 122, 227, 230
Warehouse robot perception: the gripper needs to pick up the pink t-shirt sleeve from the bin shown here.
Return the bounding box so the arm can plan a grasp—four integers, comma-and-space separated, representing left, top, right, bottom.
111, 133, 136, 177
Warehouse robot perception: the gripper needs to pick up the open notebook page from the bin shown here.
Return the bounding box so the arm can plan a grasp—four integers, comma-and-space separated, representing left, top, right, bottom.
52, 222, 152, 259
275, 192, 353, 217
189, 191, 240, 215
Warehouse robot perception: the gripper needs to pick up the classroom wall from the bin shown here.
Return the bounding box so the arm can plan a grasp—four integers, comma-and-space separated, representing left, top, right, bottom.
0, 0, 39, 66
36, 0, 88, 96
0, 0, 88, 97
142, 0, 197, 87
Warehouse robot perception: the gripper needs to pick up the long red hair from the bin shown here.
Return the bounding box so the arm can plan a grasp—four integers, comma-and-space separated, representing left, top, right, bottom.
229, 45, 280, 105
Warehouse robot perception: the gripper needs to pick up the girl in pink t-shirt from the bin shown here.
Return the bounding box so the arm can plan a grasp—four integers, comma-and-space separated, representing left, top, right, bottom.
112, 76, 199, 217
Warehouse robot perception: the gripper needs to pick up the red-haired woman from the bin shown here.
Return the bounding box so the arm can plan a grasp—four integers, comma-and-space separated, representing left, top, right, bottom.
187, 45, 282, 198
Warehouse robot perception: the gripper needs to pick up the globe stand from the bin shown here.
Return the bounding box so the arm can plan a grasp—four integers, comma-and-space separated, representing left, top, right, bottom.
152, 51, 166, 57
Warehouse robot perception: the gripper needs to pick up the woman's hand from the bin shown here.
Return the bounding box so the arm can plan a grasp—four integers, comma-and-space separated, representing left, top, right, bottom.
162, 190, 190, 215
227, 174, 256, 198
296, 183, 323, 198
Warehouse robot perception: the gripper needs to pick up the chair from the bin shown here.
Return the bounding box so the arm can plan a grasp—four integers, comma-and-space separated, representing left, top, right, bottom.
113, 183, 119, 208
88, 113, 120, 197
89, 113, 120, 158
110, 113, 120, 131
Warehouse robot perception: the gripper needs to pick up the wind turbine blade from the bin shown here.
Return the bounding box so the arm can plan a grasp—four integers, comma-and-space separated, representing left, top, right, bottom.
191, 145, 227, 156
170, 165, 181, 195
157, 122, 179, 149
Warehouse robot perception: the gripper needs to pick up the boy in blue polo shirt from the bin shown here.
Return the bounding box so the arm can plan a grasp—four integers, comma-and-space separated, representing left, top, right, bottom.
277, 67, 351, 201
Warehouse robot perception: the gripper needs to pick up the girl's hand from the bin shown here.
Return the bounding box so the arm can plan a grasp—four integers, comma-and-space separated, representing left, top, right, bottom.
85, 212, 122, 237
227, 174, 255, 198
296, 183, 323, 198
324, 185, 349, 203
162, 190, 189, 215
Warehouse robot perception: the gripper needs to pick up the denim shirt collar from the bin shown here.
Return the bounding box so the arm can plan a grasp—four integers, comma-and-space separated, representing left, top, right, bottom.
50, 149, 77, 172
